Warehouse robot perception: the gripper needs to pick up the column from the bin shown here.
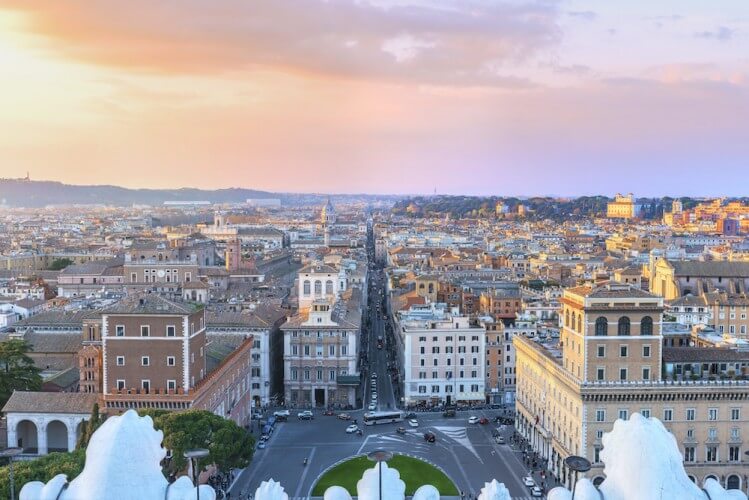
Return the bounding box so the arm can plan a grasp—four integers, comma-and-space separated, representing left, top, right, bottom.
37, 418, 48, 455
67, 419, 78, 452
7, 418, 17, 449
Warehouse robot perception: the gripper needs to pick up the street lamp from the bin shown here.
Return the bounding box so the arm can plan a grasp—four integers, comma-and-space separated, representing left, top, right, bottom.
367, 449, 393, 500
1, 447, 23, 500
564, 455, 591, 500
184, 448, 210, 500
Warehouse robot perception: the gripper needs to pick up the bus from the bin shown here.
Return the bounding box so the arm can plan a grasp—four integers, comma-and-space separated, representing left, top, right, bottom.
363, 411, 404, 425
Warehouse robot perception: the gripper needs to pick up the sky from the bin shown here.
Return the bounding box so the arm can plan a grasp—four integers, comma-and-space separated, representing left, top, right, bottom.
0, 0, 747, 197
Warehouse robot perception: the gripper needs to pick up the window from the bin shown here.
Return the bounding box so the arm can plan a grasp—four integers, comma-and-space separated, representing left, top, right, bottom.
708, 427, 717, 440
619, 368, 627, 381
141, 380, 151, 392
597, 345, 605, 357
618, 316, 630, 335
640, 409, 651, 418
620, 345, 628, 357
686, 408, 696, 421
115, 325, 125, 337
596, 409, 606, 422
663, 409, 673, 421
329, 370, 336, 381
731, 408, 740, 421
117, 379, 126, 390
596, 367, 605, 381
116, 356, 125, 366
618, 409, 628, 420
166, 325, 176, 337
684, 446, 695, 462
141, 325, 150, 337
141, 356, 150, 366
729, 446, 740, 462
708, 408, 718, 421
706, 446, 718, 462
167, 380, 177, 391
642, 367, 650, 380
641, 316, 653, 335
167, 356, 175, 366
594, 446, 601, 463
595, 317, 608, 336
291, 368, 298, 380
731, 427, 740, 440
418, 386, 427, 394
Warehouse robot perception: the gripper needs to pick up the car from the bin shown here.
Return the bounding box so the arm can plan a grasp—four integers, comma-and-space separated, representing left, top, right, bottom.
522, 476, 535, 487
408, 419, 419, 428
495, 436, 505, 444
368, 402, 377, 411
338, 413, 351, 421
297, 410, 314, 420
346, 424, 359, 434
531, 486, 543, 497
371, 373, 378, 379
371, 393, 378, 400
252, 412, 264, 420
396, 427, 406, 434
273, 409, 290, 417
323, 410, 335, 416
257, 441, 266, 449
468, 416, 479, 424
423, 432, 436, 443
479, 417, 489, 425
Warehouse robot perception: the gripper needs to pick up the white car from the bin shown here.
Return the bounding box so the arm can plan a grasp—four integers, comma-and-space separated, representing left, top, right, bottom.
468, 416, 479, 424
408, 419, 419, 428
371, 373, 378, 379
368, 402, 377, 411
346, 424, 360, 434
522, 476, 535, 487
531, 486, 543, 497
273, 410, 290, 417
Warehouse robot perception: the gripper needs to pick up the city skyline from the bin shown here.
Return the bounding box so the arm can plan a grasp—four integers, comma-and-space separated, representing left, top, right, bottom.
0, 0, 747, 196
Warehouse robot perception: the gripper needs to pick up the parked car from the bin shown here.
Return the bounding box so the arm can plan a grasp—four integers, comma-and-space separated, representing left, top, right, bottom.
346, 424, 360, 434
371, 373, 378, 379
338, 413, 352, 421
522, 476, 535, 487
368, 402, 377, 411
423, 432, 436, 443
323, 410, 335, 416
531, 486, 543, 497
479, 417, 489, 425
273, 409, 290, 417
495, 436, 505, 444
408, 419, 419, 428
468, 416, 479, 424
297, 410, 314, 420
396, 427, 406, 434
257, 441, 266, 449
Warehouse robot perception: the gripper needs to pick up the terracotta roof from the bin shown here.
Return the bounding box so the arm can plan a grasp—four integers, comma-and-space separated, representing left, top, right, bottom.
2, 391, 98, 414
663, 347, 749, 363
670, 260, 749, 278
102, 293, 201, 315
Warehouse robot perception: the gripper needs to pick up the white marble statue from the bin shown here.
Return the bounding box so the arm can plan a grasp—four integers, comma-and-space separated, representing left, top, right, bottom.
20, 409, 214, 500
477, 479, 512, 500
357, 462, 406, 500
548, 413, 747, 500
254, 479, 289, 500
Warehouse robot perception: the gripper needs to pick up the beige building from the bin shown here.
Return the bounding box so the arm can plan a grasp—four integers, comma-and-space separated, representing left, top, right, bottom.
515, 282, 749, 492
606, 193, 635, 219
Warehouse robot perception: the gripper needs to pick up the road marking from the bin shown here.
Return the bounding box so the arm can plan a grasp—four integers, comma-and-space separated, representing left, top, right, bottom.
293, 446, 316, 499
433, 425, 483, 463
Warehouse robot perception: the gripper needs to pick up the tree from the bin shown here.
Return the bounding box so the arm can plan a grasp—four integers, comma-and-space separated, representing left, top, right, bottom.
0, 450, 85, 495
0, 339, 42, 408
48, 258, 74, 271
140, 409, 255, 474
76, 403, 104, 449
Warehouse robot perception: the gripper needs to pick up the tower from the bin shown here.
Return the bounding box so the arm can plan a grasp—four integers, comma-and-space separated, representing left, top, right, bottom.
321, 198, 335, 247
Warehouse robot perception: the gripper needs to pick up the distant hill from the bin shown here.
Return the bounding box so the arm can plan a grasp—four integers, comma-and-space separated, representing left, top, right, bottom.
0, 179, 278, 207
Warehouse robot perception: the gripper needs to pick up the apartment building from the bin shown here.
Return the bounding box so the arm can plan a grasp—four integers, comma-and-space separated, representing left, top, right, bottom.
398, 303, 485, 406
281, 290, 361, 407
514, 282, 749, 492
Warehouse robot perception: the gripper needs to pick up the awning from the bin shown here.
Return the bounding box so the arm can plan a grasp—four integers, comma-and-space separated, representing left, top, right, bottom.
337, 375, 360, 386
456, 392, 485, 401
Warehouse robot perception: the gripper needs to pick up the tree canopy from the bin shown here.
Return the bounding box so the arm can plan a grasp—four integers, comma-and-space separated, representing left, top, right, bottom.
48, 258, 74, 271
0, 339, 42, 408
0, 450, 85, 496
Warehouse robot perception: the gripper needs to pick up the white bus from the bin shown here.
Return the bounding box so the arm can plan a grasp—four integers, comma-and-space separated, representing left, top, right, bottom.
363, 411, 403, 425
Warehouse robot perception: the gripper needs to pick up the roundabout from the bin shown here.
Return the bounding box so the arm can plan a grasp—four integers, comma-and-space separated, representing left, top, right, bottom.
311, 453, 460, 496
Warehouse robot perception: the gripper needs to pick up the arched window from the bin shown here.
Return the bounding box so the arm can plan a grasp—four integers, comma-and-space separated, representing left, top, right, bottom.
727, 475, 741, 490
577, 315, 582, 333
571, 312, 576, 331
595, 317, 608, 336
325, 280, 334, 295
314, 280, 322, 295
565, 310, 570, 327
641, 316, 653, 335
303, 280, 311, 296
618, 316, 631, 336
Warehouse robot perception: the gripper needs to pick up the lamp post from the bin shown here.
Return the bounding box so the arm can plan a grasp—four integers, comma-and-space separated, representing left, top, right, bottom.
1, 448, 23, 500
564, 455, 591, 500
184, 448, 210, 500
367, 449, 393, 500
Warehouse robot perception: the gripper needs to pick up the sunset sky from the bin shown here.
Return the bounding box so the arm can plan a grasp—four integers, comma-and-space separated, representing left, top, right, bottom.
0, 0, 747, 196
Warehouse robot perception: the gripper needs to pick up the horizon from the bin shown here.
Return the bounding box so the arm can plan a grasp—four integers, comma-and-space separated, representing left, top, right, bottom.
1, 1, 748, 195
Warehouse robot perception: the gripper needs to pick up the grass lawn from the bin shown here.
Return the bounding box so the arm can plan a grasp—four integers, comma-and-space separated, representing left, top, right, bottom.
311, 454, 459, 496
